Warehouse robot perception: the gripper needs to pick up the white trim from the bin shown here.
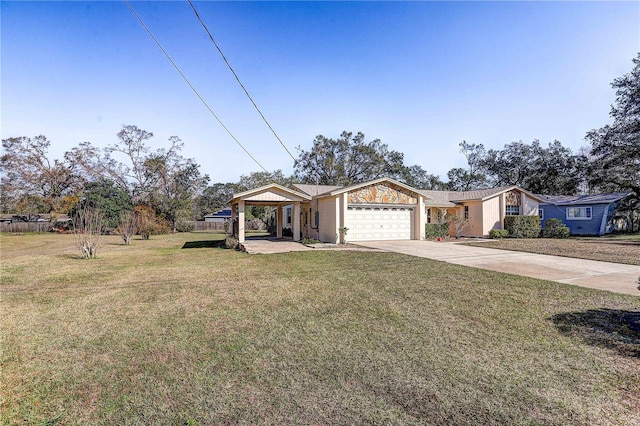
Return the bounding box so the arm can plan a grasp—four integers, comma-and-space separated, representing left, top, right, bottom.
566, 206, 592, 220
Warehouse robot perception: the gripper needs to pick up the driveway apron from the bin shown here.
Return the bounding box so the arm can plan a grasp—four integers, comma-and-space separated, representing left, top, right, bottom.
354, 240, 640, 296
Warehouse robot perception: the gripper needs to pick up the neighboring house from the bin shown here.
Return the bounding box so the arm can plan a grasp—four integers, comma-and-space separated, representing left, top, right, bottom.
537, 192, 632, 236
228, 178, 544, 243
204, 208, 232, 223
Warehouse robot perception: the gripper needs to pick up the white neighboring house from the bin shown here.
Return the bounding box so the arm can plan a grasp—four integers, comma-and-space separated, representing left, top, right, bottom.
204, 208, 232, 223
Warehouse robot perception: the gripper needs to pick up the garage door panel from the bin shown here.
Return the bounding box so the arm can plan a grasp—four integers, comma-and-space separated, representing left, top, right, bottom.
347, 207, 412, 241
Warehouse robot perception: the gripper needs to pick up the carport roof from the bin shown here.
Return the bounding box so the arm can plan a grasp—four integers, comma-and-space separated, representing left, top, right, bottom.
229, 183, 311, 205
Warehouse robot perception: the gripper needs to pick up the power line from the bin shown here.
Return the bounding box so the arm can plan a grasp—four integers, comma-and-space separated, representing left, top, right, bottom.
124, 0, 268, 172
186, 0, 297, 162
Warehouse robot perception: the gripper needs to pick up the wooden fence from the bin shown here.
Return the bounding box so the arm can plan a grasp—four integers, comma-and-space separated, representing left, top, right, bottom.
0, 222, 55, 233
189, 221, 227, 231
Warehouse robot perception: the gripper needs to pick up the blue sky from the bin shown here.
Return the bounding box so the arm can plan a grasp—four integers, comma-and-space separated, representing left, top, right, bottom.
2, 1, 639, 183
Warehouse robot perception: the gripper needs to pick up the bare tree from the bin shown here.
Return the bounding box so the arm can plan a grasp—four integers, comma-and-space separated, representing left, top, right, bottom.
446, 213, 472, 239
117, 210, 136, 245
73, 205, 104, 259
1, 135, 86, 213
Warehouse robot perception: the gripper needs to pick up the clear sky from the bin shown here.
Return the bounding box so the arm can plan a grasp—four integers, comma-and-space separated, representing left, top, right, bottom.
2, 1, 639, 184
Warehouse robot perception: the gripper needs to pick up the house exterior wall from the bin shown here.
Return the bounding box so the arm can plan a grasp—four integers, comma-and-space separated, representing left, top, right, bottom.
416, 195, 426, 240
347, 183, 417, 204
482, 196, 502, 236
456, 201, 482, 237
540, 203, 611, 236
318, 196, 339, 243
522, 194, 539, 216
204, 217, 228, 223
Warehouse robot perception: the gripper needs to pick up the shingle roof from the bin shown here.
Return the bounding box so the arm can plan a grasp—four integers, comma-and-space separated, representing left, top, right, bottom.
447, 186, 515, 201
205, 208, 232, 217
291, 184, 343, 196
418, 190, 458, 207
419, 186, 516, 203
537, 192, 631, 205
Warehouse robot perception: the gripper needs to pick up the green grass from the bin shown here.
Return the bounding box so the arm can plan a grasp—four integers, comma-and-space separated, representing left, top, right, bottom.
1, 232, 639, 424
463, 234, 640, 265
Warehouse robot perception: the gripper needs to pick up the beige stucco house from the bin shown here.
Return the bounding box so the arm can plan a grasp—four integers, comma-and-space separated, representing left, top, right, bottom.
229, 178, 544, 243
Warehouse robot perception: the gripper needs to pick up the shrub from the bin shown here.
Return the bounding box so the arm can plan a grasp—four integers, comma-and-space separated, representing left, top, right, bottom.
488, 229, 509, 239
246, 218, 267, 231
300, 238, 321, 245
175, 219, 195, 232
425, 223, 449, 239
543, 218, 570, 238
134, 205, 170, 239
282, 227, 293, 237
224, 236, 239, 250
504, 216, 541, 238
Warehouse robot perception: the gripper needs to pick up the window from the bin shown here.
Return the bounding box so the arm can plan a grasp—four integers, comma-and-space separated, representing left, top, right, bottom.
505, 205, 520, 216
426, 208, 432, 224
286, 207, 292, 224
566, 207, 592, 220
464, 205, 469, 220
538, 208, 544, 221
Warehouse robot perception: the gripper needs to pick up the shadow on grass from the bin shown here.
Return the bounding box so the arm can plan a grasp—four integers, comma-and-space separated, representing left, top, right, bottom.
551, 309, 640, 358
181, 240, 225, 249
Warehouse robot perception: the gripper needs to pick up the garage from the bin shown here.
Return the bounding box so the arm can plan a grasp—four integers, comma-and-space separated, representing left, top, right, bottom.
346, 206, 413, 241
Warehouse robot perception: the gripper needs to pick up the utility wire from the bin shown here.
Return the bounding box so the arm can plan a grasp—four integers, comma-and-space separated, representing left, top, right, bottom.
186, 0, 297, 162
124, 0, 268, 172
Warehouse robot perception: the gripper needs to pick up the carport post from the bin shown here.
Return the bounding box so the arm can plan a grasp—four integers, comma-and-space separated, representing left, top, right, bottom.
276, 205, 283, 238
292, 202, 301, 241
417, 195, 426, 240
238, 200, 245, 243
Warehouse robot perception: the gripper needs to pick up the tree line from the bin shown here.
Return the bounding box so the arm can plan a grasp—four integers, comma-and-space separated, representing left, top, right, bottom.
2, 53, 638, 232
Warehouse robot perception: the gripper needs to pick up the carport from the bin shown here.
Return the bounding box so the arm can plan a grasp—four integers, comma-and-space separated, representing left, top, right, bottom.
229, 184, 311, 243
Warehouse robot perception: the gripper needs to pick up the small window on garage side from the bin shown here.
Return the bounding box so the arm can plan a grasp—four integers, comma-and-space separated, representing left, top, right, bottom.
538, 207, 544, 221
505, 205, 520, 216
426, 209, 432, 224
566, 207, 592, 220
464, 206, 469, 220
286, 207, 292, 224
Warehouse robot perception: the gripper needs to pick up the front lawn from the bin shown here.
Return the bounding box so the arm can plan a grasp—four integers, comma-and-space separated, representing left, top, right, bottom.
1, 232, 639, 424
462, 234, 640, 265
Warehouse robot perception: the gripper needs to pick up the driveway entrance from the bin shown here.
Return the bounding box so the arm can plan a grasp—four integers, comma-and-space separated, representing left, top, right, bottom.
354, 240, 640, 296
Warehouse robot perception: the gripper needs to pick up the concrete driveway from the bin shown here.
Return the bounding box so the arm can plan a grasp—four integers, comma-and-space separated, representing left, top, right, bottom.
355, 240, 640, 296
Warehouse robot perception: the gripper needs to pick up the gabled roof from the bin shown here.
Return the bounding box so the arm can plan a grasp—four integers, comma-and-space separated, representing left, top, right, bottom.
419, 185, 545, 204
418, 190, 457, 207
321, 177, 422, 198
291, 183, 343, 196
538, 192, 631, 205
229, 183, 311, 204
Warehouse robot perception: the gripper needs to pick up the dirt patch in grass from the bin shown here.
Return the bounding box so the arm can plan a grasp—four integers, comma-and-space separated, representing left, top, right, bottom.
1, 232, 639, 424
463, 235, 640, 265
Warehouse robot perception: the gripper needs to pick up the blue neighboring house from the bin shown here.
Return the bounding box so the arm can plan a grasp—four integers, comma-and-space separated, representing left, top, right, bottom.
537, 192, 632, 236
204, 208, 232, 223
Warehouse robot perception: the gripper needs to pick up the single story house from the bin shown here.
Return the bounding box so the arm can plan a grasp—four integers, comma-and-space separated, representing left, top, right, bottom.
537, 192, 632, 236
229, 178, 544, 243
204, 208, 232, 223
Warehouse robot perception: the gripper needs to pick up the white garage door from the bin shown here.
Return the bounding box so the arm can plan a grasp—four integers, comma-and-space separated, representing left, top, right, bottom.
346, 206, 413, 241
